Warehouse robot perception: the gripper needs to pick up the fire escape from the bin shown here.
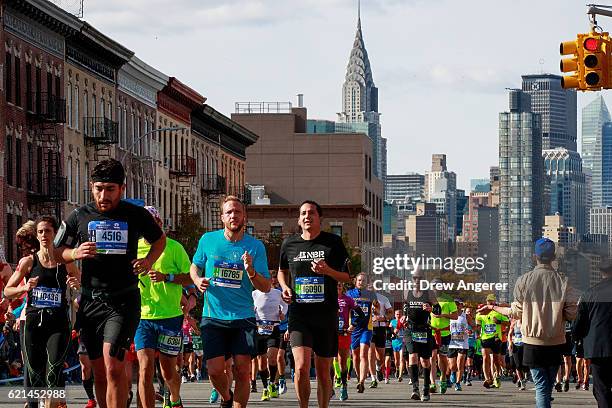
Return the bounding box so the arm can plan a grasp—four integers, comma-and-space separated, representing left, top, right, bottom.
202, 174, 226, 231
26, 92, 67, 219
83, 116, 119, 162
169, 154, 197, 228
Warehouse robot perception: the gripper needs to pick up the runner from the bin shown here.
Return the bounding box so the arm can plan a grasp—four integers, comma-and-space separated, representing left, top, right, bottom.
346, 273, 376, 392
508, 317, 527, 391
335, 281, 365, 401
278, 200, 351, 408
53, 159, 166, 408
475, 295, 508, 389
429, 279, 458, 394
448, 299, 469, 391
403, 267, 435, 402
383, 322, 395, 384
464, 307, 476, 387
271, 271, 290, 395
190, 195, 271, 408
5, 216, 81, 408
555, 320, 574, 393
389, 310, 406, 384
370, 290, 393, 385
252, 281, 288, 401
575, 338, 590, 390
133, 205, 192, 408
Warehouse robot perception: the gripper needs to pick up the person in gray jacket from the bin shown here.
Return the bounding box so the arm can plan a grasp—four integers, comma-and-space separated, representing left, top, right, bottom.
573, 258, 612, 408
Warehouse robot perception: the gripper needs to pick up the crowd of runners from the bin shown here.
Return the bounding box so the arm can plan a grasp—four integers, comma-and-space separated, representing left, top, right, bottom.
1, 158, 611, 408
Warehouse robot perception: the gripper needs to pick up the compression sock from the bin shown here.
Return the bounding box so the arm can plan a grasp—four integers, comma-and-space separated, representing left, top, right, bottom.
259, 369, 269, 388
341, 370, 348, 386
423, 367, 431, 389
269, 365, 278, 385
333, 359, 341, 379
410, 364, 420, 389
83, 376, 95, 400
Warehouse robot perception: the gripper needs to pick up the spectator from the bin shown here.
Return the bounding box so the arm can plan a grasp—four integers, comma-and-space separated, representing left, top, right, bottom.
479, 238, 578, 408
573, 258, 612, 407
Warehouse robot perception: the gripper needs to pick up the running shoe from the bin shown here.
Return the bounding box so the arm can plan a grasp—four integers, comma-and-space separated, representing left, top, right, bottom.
279, 378, 287, 395
512, 373, 518, 384
339, 385, 348, 401
466, 379, 472, 386
209, 389, 219, 404
357, 382, 365, 393
334, 376, 342, 388
421, 388, 430, 402
398, 375, 403, 383
85, 400, 97, 408
555, 382, 562, 392
483, 379, 492, 389
369, 379, 378, 389
171, 399, 184, 408
583, 383, 590, 391
384, 378, 389, 384
261, 388, 270, 401
455, 382, 462, 391
163, 391, 171, 408
269, 384, 279, 398
181, 376, 188, 384
190, 375, 196, 382
410, 388, 420, 400
576, 381, 581, 390
440, 379, 447, 394
563, 379, 569, 392
377, 369, 384, 382
493, 377, 501, 388
250, 382, 257, 393
516, 379, 522, 389
429, 383, 437, 393
520, 380, 526, 391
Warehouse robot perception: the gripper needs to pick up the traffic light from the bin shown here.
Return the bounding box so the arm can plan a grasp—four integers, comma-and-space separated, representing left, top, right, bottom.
560, 32, 611, 90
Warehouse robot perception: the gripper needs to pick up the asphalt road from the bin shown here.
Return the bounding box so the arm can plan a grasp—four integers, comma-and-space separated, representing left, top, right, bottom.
0, 377, 598, 407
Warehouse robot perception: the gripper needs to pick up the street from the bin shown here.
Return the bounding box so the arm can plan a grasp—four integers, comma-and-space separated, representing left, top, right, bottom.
0, 378, 597, 407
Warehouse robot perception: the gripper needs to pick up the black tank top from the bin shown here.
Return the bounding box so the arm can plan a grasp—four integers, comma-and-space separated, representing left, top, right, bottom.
26, 253, 68, 314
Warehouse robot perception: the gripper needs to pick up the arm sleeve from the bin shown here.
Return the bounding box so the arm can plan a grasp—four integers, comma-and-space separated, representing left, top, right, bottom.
192, 235, 208, 270
138, 207, 163, 244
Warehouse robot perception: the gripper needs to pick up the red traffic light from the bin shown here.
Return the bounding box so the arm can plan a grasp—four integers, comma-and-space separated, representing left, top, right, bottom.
584, 37, 599, 51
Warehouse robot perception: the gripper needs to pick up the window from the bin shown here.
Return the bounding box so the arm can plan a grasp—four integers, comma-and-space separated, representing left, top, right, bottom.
67, 156, 73, 202
35, 66, 41, 112
5, 214, 13, 264
37, 146, 43, 192
271, 225, 282, 237
55, 75, 60, 98
27, 142, 33, 190
75, 159, 80, 203
46, 72, 52, 96
5, 53, 12, 103
67, 82, 72, 127
14, 55, 20, 106
6, 136, 12, 186
331, 225, 343, 237
101, 97, 105, 119
74, 86, 79, 130
83, 91, 89, 135
246, 226, 255, 235
25, 62, 32, 111
15, 138, 21, 188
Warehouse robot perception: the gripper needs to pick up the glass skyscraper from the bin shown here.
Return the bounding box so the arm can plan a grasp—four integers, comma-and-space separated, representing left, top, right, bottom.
602, 122, 612, 207
499, 90, 543, 301
582, 95, 611, 208
521, 74, 577, 151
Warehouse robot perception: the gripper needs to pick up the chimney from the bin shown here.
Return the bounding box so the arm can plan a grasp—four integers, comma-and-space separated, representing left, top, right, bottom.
297, 93, 304, 108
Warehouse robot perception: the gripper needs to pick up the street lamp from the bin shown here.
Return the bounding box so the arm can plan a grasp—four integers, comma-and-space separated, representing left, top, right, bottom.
119, 126, 187, 164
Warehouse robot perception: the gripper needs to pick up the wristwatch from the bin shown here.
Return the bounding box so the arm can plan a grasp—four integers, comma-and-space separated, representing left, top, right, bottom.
166, 274, 175, 283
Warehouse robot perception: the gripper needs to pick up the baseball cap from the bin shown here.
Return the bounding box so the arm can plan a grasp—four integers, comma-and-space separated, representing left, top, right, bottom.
534, 237, 555, 261
486, 294, 496, 302
144, 206, 161, 221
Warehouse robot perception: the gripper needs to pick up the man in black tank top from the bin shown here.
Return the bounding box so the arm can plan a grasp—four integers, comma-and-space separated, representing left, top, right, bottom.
53, 159, 165, 408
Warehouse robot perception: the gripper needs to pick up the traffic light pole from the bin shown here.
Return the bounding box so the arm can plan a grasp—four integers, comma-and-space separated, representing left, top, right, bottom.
588, 5, 612, 29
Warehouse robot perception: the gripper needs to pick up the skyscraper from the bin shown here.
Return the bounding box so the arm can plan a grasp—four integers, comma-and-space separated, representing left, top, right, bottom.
521, 74, 577, 151
499, 89, 543, 300
337, 4, 385, 180
602, 122, 612, 206
542, 148, 587, 235
425, 154, 457, 242
582, 95, 611, 208
385, 173, 425, 203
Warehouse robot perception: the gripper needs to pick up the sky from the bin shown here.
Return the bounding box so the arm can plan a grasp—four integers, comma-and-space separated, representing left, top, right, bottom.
72, 0, 606, 191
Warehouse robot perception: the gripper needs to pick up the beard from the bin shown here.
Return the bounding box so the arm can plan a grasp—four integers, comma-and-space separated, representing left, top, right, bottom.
226, 221, 244, 232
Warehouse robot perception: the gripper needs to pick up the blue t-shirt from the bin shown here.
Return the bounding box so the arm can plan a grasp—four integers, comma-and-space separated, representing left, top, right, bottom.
346, 288, 376, 331
193, 230, 269, 321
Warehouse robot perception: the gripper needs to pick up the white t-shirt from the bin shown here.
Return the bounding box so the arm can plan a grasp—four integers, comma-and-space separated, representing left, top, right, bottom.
449, 312, 469, 349
252, 289, 288, 323
372, 293, 392, 328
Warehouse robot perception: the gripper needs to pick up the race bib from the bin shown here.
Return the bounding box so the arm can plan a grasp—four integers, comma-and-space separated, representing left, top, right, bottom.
158, 333, 182, 356
295, 276, 324, 303
212, 260, 243, 289
192, 336, 203, 351
451, 333, 465, 342
183, 333, 191, 344
412, 331, 428, 344
88, 221, 128, 255
357, 301, 371, 316
338, 316, 345, 331
31, 286, 62, 308
257, 320, 276, 335
514, 333, 523, 346
484, 324, 497, 335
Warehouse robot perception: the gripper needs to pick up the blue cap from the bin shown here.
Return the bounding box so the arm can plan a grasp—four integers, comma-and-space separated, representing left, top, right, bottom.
535, 238, 555, 260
